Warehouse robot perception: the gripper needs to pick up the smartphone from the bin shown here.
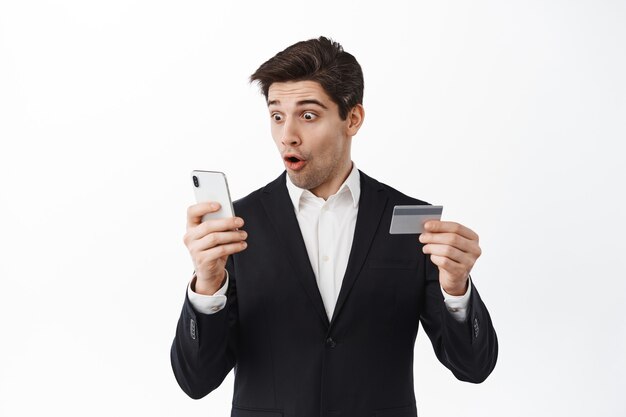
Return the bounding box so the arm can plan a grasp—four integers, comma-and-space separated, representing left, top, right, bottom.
191, 170, 235, 222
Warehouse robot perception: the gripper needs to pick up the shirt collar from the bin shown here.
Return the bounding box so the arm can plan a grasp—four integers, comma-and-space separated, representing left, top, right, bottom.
286, 162, 361, 212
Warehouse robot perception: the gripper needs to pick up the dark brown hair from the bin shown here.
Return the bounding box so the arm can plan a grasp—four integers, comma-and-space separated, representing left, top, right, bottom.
249, 36, 364, 120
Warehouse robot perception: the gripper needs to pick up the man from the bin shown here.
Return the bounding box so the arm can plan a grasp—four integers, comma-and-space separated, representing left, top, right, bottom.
171, 36, 497, 417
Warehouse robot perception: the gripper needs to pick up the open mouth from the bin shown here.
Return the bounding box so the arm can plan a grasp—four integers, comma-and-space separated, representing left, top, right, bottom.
283, 154, 307, 171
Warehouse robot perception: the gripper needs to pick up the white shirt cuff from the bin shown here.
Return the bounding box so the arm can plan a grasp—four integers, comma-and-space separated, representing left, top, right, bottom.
441, 276, 471, 322
187, 270, 229, 315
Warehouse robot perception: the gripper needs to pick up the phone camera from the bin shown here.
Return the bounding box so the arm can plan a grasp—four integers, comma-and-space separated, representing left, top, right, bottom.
193, 176, 199, 187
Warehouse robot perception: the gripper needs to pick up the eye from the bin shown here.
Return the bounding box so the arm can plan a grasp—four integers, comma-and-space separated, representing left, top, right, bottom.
271, 113, 283, 122
302, 112, 316, 120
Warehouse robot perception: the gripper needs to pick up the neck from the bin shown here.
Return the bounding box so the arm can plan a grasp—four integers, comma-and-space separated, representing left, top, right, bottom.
310, 160, 353, 200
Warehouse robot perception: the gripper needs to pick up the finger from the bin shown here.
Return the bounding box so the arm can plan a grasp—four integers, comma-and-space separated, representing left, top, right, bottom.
419, 232, 478, 254
424, 220, 479, 241
422, 243, 472, 265
197, 241, 249, 266
191, 230, 248, 253
186, 216, 245, 241
429, 254, 467, 275
187, 202, 222, 227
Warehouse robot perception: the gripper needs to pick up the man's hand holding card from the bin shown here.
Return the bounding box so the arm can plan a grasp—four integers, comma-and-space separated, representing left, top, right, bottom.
390, 205, 482, 296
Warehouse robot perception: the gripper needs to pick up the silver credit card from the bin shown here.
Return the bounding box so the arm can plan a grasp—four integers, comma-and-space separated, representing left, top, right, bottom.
389, 205, 443, 234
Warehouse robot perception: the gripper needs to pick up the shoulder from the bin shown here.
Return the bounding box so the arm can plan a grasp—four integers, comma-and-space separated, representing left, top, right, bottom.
232, 172, 285, 212
359, 170, 431, 206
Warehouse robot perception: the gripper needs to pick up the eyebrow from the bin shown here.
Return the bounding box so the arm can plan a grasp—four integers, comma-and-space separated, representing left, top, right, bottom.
267, 99, 328, 109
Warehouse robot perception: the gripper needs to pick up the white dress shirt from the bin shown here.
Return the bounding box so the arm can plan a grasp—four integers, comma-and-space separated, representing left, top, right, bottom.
188, 163, 470, 321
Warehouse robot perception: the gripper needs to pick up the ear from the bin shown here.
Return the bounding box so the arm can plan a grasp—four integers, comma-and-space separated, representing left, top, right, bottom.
345, 104, 365, 136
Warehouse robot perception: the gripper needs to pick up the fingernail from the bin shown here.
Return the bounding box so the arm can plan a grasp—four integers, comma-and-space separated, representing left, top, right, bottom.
235, 218, 244, 227
211, 203, 219, 210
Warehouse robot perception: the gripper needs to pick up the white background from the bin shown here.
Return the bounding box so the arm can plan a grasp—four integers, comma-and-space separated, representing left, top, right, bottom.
1, 1, 625, 416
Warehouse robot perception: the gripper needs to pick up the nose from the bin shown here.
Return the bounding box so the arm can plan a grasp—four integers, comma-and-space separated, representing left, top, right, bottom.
281, 119, 301, 147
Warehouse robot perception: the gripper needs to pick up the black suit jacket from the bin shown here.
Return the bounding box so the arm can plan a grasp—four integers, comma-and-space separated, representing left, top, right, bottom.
171, 170, 498, 417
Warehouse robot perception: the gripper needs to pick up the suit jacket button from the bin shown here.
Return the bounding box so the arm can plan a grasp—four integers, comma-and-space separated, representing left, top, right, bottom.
326, 337, 336, 348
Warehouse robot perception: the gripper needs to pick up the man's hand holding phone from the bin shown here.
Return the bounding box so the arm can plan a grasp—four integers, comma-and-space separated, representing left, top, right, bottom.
183, 202, 248, 296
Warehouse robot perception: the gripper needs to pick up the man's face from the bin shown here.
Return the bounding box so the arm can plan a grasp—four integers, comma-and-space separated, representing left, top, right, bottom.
267, 80, 353, 195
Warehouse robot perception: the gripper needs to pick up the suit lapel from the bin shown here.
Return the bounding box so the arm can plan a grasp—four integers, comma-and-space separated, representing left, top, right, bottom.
330, 171, 388, 326
260, 173, 331, 328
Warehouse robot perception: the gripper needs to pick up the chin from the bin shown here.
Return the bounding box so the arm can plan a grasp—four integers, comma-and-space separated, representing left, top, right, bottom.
288, 171, 320, 191
287, 172, 308, 189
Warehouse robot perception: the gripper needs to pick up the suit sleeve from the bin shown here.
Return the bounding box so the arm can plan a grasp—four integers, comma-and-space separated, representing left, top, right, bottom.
170, 257, 239, 399
419, 255, 498, 383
